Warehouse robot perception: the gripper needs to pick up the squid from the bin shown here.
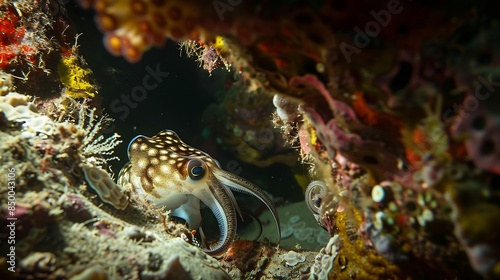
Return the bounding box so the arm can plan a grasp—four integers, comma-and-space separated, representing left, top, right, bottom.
118, 130, 281, 256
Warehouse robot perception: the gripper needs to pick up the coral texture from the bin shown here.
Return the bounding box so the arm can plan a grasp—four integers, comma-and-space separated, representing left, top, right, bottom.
81, 0, 499, 278
2, 0, 499, 279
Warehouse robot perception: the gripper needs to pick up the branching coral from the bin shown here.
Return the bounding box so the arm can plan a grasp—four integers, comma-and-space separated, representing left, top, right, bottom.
75, 107, 121, 167
0, 70, 124, 211
179, 37, 231, 74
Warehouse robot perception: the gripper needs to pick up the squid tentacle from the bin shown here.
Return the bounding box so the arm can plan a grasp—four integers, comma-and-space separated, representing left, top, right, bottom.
194, 173, 237, 256
213, 169, 281, 244
118, 129, 281, 256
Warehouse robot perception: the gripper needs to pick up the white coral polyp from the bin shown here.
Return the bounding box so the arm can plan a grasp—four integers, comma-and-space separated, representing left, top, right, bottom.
282, 251, 306, 266
23, 116, 56, 136
0, 91, 50, 136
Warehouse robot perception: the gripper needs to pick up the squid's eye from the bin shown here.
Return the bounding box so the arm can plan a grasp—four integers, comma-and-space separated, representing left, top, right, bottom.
187, 159, 205, 180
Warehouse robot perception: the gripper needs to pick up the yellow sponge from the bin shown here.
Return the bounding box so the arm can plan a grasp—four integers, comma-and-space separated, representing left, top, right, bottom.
57, 56, 97, 99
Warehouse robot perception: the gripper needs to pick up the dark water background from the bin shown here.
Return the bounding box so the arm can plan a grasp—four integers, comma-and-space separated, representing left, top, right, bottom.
64, 1, 304, 204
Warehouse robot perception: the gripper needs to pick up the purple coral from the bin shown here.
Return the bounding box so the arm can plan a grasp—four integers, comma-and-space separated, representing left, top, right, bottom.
63, 193, 92, 223
292, 74, 403, 178
452, 91, 500, 174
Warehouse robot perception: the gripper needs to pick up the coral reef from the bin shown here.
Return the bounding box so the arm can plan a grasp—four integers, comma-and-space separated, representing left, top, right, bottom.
3, 0, 500, 279
220, 239, 318, 279
79, 0, 203, 62
57, 52, 99, 99
203, 79, 299, 168
0, 69, 235, 278
0, 0, 77, 94
179, 36, 231, 74
0, 2, 48, 73
0, 32, 317, 280
0, 0, 102, 123
0, 2, 321, 278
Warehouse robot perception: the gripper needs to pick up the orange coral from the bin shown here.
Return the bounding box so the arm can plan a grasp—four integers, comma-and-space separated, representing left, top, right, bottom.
404, 128, 427, 164
352, 91, 401, 134
352, 91, 379, 126
81, 0, 202, 62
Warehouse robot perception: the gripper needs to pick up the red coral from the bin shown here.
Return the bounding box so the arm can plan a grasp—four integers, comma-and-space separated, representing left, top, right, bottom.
0, 4, 42, 70
0, 7, 26, 68
352, 90, 401, 134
